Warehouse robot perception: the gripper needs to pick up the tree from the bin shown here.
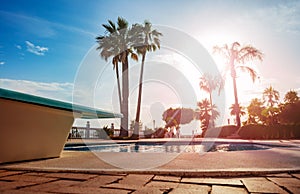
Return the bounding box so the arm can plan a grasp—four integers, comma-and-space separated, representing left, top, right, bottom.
162, 107, 194, 129
279, 101, 300, 124
96, 17, 139, 137
213, 42, 263, 127
199, 73, 222, 127
247, 98, 264, 124
196, 99, 220, 136
284, 90, 299, 104
229, 103, 246, 117
263, 86, 280, 107
132, 21, 162, 139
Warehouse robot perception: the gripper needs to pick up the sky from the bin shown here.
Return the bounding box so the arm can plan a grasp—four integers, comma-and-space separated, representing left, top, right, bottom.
1, 0, 300, 132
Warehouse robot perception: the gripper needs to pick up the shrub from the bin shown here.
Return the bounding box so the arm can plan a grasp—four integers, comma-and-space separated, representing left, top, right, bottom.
97, 125, 114, 139
238, 124, 300, 139
153, 127, 167, 138
144, 128, 154, 138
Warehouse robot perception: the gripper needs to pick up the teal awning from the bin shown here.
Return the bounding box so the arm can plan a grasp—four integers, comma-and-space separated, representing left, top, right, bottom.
0, 88, 122, 119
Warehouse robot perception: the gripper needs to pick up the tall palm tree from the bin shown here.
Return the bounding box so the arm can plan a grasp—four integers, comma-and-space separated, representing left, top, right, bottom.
263, 86, 280, 107
131, 21, 162, 139
284, 90, 299, 104
96, 20, 122, 109
213, 42, 263, 127
96, 17, 138, 137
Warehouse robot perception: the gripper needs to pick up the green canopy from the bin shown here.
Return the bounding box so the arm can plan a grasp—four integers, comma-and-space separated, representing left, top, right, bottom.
0, 88, 122, 119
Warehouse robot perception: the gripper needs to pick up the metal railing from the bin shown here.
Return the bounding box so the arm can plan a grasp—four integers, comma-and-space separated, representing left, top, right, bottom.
69, 126, 121, 139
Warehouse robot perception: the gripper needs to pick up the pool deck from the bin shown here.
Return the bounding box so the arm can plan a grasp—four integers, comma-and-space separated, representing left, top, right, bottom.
1, 138, 300, 193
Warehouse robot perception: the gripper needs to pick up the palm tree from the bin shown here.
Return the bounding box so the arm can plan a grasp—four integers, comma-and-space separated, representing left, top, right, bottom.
247, 98, 264, 124
284, 90, 299, 104
229, 104, 246, 125
199, 74, 222, 108
213, 42, 263, 127
196, 99, 220, 135
263, 86, 280, 107
96, 20, 122, 109
96, 17, 138, 137
262, 86, 280, 125
199, 73, 222, 127
131, 21, 162, 139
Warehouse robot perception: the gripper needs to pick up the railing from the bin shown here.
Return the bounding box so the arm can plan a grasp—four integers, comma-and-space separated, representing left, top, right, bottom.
69, 127, 118, 139
69, 126, 143, 139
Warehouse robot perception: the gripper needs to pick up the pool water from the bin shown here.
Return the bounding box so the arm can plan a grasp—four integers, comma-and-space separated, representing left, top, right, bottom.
64, 143, 271, 153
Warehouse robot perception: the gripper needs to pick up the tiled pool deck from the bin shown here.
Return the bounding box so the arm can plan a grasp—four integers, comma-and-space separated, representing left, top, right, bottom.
0, 138, 300, 193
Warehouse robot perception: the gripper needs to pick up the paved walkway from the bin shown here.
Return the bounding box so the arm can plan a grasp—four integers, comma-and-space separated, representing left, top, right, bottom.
0, 169, 299, 193
1, 139, 300, 193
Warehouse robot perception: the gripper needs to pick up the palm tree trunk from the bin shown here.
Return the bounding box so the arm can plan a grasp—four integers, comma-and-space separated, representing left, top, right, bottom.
232, 71, 241, 128
120, 56, 129, 137
115, 64, 122, 111
132, 53, 146, 139
230, 55, 241, 128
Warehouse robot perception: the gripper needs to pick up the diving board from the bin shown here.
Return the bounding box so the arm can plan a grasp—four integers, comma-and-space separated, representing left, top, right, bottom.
0, 88, 122, 163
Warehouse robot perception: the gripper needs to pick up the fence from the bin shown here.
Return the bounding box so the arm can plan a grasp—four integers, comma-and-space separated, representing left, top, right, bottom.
69, 126, 146, 139
69, 127, 118, 139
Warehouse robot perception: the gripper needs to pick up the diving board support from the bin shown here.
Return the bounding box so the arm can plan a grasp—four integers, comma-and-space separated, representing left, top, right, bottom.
0, 88, 122, 164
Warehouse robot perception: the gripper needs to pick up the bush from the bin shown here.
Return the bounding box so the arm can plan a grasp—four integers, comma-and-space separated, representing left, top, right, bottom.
153, 127, 167, 138
97, 125, 114, 139
204, 125, 238, 138
144, 128, 154, 138
238, 124, 300, 139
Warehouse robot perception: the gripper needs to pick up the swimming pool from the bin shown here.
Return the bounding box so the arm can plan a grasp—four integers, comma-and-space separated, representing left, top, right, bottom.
64, 142, 272, 153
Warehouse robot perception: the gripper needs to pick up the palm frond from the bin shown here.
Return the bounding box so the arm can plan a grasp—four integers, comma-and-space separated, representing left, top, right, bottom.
236, 65, 257, 82
231, 42, 240, 50
117, 17, 128, 30
108, 20, 116, 31
238, 46, 263, 64
213, 45, 230, 60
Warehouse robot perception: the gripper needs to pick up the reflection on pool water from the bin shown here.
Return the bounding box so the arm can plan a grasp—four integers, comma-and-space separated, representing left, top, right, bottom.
64, 143, 272, 153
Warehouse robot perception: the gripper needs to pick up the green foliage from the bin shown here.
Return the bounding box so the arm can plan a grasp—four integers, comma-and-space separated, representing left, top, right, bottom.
103, 125, 114, 136
263, 86, 280, 107
153, 127, 167, 138
144, 128, 154, 138
229, 104, 246, 116
247, 98, 265, 124
284, 90, 299, 104
238, 124, 300, 139
195, 99, 220, 134
262, 107, 280, 125
97, 125, 114, 139
279, 101, 300, 124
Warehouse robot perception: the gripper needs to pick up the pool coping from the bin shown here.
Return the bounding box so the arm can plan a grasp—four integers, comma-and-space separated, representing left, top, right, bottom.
1, 166, 300, 177
1, 138, 299, 177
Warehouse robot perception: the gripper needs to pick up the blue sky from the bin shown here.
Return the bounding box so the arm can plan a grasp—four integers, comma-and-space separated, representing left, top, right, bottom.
1, 0, 300, 130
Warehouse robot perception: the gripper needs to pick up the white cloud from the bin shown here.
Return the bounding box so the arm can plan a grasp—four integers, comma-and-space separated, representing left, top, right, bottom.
25, 41, 48, 56
0, 79, 73, 102
16, 45, 22, 50
0, 61, 4, 65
